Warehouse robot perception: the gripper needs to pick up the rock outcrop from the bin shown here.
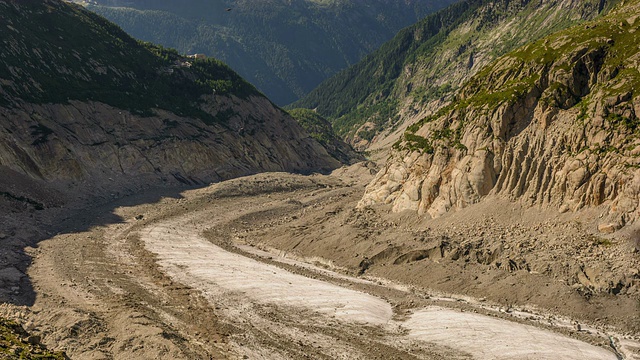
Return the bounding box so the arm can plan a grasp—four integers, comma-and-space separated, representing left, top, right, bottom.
293, 0, 614, 145
360, 0, 640, 228
0, 96, 340, 198
0, 0, 342, 203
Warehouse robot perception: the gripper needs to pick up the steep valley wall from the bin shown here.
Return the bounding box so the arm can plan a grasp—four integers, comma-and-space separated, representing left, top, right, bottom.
0, 95, 339, 201
361, 4, 640, 232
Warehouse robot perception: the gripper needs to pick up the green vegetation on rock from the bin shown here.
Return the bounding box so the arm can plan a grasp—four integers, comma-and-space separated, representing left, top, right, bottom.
464, 4, 639, 123
0, 317, 66, 359
395, 0, 640, 158
292, 0, 618, 141
288, 108, 335, 146
0, 0, 258, 124
288, 108, 364, 164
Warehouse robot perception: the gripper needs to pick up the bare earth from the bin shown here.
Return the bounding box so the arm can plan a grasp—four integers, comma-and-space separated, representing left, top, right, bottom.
1, 163, 639, 359
141, 200, 616, 359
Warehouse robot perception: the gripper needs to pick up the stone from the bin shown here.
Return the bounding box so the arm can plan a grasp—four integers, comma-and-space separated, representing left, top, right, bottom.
27, 335, 41, 345
0, 94, 342, 203
357, 21, 640, 231
0, 267, 25, 283
597, 223, 617, 234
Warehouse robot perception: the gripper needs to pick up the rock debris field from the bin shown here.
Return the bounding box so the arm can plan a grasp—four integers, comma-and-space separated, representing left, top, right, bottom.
0, 165, 637, 359
142, 205, 617, 359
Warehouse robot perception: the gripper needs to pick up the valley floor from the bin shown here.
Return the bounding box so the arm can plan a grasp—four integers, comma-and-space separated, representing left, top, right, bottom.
1, 163, 639, 359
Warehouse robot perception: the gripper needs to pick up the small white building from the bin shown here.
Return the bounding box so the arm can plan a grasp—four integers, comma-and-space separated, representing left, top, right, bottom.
187, 54, 207, 60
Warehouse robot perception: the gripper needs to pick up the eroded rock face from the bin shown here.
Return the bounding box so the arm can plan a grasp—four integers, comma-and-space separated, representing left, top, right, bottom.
362, 98, 640, 223
0, 95, 340, 197
360, 5, 640, 227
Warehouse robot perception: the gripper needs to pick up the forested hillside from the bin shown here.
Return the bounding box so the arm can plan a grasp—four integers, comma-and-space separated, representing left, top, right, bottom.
293, 0, 618, 146
76, 0, 457, 105
288, 108, 364, 164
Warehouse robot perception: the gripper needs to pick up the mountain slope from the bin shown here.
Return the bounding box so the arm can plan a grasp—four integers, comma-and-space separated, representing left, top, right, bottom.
0, 2, 348, 358
76, 0, 458, 105
348, 0, 640, 329
360, 0, 640, 228
288, 108, 364, 165
0, 0, 341, 204
292, 0, 618, 147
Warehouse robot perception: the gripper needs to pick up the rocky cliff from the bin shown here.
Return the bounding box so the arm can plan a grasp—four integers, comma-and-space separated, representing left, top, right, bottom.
293, 0, 617, 148
360, 0, 640, 230
0, 0, 341, 206
0, 97, 339, 197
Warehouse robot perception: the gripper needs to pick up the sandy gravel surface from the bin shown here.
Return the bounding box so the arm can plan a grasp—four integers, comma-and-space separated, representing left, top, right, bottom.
1, 164, 637, 359
137, 171, 621, 359
142, 217, 394, 326
403, 308, 616, 360
141, 205, 618, 359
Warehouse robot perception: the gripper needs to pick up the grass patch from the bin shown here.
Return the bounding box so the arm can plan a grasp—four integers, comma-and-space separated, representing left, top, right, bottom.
0, 318, 66, 359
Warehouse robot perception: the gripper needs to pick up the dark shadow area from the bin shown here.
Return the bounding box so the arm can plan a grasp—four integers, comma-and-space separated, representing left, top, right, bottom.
0, 162, 344, 307
631, 228, 640, 254
0, 177, 204, 307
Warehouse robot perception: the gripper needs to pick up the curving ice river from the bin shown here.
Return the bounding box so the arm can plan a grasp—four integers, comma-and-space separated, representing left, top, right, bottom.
141, 211, 617, 360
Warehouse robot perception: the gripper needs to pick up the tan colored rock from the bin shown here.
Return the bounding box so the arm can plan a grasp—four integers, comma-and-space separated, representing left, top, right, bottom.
0, 95, 340, 196
598, 223, 618, 234
360, 15, 640, 226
